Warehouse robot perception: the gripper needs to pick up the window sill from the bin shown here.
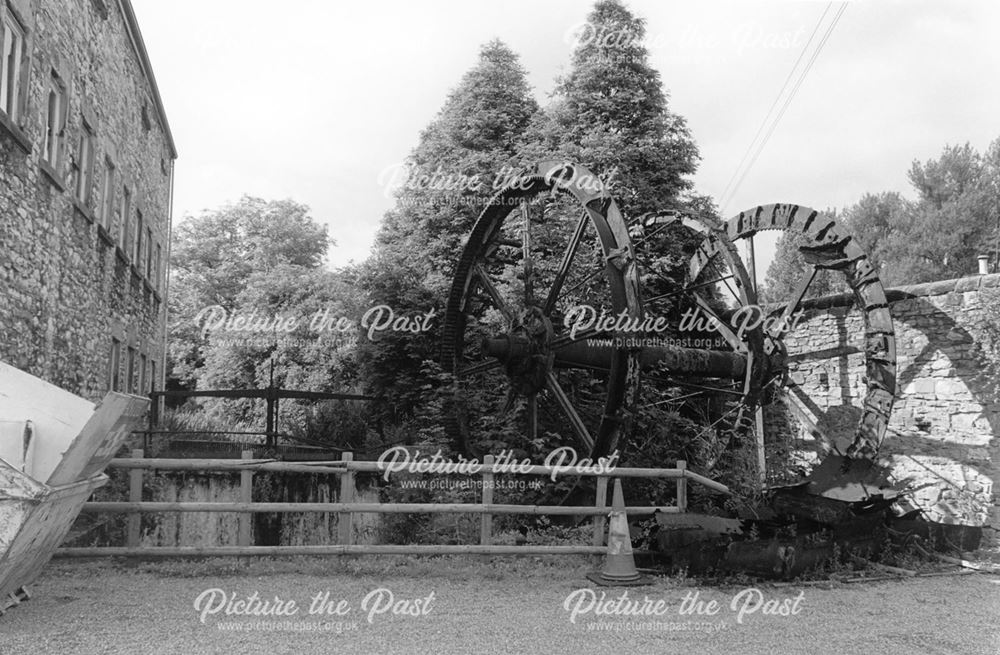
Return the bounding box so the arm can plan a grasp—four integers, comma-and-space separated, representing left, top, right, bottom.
97, 224, 115, 247
72, 198, 96, 224
0, 112, 31, 154
40, 160, 66, 192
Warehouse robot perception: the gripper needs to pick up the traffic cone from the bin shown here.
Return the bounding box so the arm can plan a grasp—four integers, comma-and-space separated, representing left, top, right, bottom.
586, 479, 650, 586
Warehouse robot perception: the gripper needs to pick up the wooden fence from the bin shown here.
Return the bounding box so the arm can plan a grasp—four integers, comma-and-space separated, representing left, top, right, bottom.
55, 450, 729, 558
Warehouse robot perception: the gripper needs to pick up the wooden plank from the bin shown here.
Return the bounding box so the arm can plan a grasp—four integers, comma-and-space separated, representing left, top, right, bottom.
127, 449, 143, 548
238, 451, 252, 547
676, 460, 688, 512
480, 455, 494, 545
47, 393, 149, 485
54, 544, 607, 558
337, 452, 354, 545
80, 501, 682, 516
152, 389, 377, 401
592, 476, 608, 548
105, 458, 728, 491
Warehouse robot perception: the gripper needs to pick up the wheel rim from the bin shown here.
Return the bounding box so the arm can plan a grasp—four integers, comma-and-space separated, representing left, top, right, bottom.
442, 162, 642, 459
722, 203, 897, 460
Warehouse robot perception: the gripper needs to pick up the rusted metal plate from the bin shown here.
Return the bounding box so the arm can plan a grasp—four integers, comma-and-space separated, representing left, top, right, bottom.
801, 455, 896, 502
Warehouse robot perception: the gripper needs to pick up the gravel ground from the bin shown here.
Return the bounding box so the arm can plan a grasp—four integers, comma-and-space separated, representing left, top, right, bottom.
1, 557, 998, 655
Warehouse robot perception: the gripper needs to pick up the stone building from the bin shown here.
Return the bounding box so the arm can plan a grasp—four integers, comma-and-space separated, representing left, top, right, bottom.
0, 0, 175, 401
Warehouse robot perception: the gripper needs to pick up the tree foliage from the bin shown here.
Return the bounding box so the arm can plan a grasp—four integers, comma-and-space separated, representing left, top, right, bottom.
358, 40, 540, 424
763, 138, 1000, 298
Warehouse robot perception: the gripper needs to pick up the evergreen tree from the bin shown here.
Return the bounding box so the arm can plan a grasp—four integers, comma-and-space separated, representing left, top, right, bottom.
359, 40, 540, 422
525, 0, 700, 218
523, 0, 709, 328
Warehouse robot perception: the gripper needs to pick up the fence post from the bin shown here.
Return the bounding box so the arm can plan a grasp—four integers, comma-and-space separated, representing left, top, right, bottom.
592, 475, 608, 550
238, 450, 253, 547
480, 455, 494, 545
338, 451, 354, 545
676, 460, 688, 513
127, 448, 143, 548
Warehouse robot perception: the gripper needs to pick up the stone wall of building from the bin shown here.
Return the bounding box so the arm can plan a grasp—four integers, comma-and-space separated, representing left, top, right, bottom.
0, 0, 175, 401
781, 273, 1000, 530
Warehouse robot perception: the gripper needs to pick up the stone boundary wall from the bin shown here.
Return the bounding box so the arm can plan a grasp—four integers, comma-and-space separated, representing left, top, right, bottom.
782, 273, 999, 531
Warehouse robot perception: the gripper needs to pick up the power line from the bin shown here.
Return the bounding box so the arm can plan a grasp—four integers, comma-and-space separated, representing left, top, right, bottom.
718, 2, 833, 207
720, 2, 848, 213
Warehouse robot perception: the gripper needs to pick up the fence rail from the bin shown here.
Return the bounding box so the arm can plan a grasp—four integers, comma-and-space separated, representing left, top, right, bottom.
55, 450, 729, 559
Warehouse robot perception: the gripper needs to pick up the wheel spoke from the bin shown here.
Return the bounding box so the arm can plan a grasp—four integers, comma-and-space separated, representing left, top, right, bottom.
544, 371, 594, 451
780, 385, 835, 452
767, 267, 816, 340
551, 326, 605, 349
473, 264, 513, 323
543, 210, 588, 314
645, 274, 734, 306
785, 345, 860, 363
521, 200, 534, 306
459, 358, 503, 378
557, 264, 605, 305
691, 292, 745, 352
497, 388, 517, 420
643, 389, 706, 408
645, 377, 744, 397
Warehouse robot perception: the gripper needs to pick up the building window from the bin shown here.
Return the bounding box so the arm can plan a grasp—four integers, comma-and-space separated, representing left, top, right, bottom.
100, 158, 115, 231
74, 122, 96, 204
154, 243, 162, 291
109, 338, 121, 391
149, 359, 156, 393
134, 210, 143, 265
0, 12, 24, 121
125, 346, 136, 394
139, 354, 147, 396
118, 185, 131, 253
44, 73, 67, 167
145, 227, 153, 278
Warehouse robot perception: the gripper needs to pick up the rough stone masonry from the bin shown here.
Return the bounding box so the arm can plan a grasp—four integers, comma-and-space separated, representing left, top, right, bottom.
0, 0, 175, 401
781, 273, 1000, 532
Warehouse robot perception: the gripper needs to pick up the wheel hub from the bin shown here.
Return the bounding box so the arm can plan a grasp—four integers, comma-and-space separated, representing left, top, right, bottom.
481, 306, 554, 395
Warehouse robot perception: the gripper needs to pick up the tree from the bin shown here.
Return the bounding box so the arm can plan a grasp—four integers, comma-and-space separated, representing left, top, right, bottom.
374, 39, 540, 289
168, 197, 333, 389
842, 141, 1000, 287
524, 0, 700, 218
359, 40, 541, 424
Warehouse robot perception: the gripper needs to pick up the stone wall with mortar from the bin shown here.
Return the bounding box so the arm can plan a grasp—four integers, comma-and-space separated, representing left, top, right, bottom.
0, 0, 174, 400
779, 273, 1000, 532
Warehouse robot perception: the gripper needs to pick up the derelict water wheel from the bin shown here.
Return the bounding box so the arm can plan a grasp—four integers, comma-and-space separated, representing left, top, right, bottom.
718, 204, 897, 460
442, 162, 642, 459
626, 210, 767, 471
630, 203, 897, 478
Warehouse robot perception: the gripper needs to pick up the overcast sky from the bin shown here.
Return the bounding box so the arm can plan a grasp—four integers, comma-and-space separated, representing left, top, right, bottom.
131, 0, 1000, 275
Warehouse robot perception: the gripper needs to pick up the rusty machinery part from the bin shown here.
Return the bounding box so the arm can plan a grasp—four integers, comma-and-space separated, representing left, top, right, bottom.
628, 210, 768, 470
441, 161, 643, 459
719, 204, 896, 459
